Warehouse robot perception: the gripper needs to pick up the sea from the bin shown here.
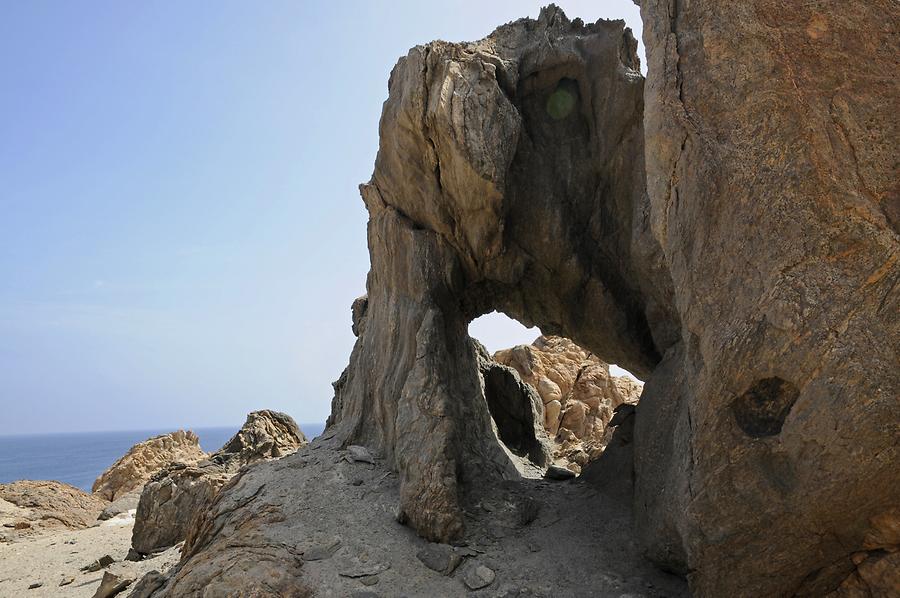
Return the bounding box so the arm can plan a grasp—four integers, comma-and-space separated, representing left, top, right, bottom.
0, 423, 325, 492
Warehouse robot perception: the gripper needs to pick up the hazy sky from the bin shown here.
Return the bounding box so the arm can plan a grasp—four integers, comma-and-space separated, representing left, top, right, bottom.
0, 1, 643, 435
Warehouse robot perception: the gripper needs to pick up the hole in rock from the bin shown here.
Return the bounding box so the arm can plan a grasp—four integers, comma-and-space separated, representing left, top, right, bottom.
468, 311, 540, 354
469, 312, 646, 475
731, 377, 800, 438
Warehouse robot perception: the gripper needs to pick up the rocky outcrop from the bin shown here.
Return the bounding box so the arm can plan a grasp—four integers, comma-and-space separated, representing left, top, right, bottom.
0, 481, 108, 533
494, 335, 642, 471
207, 410, 306, 472
328, 6, 662, 545
91, 431, 206, 501
130, 411, 306, 555
131, 464, 230, 555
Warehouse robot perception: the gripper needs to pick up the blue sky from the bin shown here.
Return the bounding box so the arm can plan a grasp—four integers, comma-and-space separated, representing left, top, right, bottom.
0, 1, 643, 435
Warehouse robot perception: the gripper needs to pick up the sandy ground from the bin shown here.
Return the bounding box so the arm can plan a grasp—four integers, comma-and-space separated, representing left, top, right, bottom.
0, 511, 179, 598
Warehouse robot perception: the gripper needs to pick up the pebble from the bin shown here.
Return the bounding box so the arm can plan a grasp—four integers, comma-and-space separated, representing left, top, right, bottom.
545, 465, 576, 481
416, 543, 463, 575
346, 445, 375, 464
302, 538, 341, 561
464, 564, 496, 590
59, 577, 75, 586
28, 582, 43, 590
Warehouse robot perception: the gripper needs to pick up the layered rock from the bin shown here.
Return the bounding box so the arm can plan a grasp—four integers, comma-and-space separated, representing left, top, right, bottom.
0, 480, 108, 533
206, 410, 306, 472
130, 410, 306, 555
494, 335, 642, 471
91, 430, 206, 501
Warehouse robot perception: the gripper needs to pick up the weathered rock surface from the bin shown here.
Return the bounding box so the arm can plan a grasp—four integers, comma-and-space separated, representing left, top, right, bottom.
494, 335, 642, 471
633, 0, 900, 595
91, 431, 205, 501
328, 5, 662, 545
130, 410, 306, 555
127, 442, 688, 597
0, 481, 108, 534
206, 410, 307, 472
130, 464, 230, 555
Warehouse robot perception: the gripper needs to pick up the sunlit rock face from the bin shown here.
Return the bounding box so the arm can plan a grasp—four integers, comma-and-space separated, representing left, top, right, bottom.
494, 335, 642, 472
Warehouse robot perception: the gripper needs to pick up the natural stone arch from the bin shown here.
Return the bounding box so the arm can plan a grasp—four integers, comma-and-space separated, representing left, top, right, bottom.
327, 4, 899, 596
327, 8, 676, 542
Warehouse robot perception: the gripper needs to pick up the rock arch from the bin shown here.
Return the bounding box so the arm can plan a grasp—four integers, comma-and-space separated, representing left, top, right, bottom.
327, 4, 900, 596
327, 8, 676, 543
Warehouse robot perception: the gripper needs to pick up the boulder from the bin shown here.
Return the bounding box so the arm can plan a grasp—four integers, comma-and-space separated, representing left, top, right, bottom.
0, 480, 107, 533
91, 430, 206, 501
97, 490, 140, 521
131, 463, 230, 555
206, 410, 307, 472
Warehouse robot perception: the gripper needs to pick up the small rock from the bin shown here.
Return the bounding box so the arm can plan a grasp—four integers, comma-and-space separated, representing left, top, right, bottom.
92, 571, 134, 598
464, 564, 496, 590
360, 575, 379, 586
14, 521, 31, 530
302, 538, 341, 561
417, 543, 463, 575
339, 562, 390, 578
28, 582, 43, 589
81, 554, 114, 572
60, 577, 75, 586
125, 548, 143, 562
545, 465, 576, 481
346, 445, 375, 464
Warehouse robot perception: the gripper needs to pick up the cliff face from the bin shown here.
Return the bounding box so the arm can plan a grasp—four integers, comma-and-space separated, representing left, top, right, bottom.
636, 1, 899, 594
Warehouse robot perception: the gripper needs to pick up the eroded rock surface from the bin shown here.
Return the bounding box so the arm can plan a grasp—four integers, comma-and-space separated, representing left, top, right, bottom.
634, 0, 900, 595
494, 335, 642, 471
328, 5, 664, 545
0, 481, 108, 534
130, 464, 230, 555
91, 431, 206, 501
130, 410, 306, 555
207, 410, 307, 472
129, 441, 688, 597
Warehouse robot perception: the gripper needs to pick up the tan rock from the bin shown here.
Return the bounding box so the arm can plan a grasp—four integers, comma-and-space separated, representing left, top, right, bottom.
0, 481, 108, 533
495, 336, 642, 469
92, 430, 206, 501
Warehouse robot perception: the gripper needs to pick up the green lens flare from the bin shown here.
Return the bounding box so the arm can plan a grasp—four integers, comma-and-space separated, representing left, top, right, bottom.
546, 86, 576, 120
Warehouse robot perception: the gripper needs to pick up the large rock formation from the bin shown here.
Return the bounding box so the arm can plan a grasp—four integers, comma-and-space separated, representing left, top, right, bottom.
494, 335, 642, 471
633, 1, 899, 595
91, 431, 206, 501
328, 6, 665, 545
0, 481, 108, 533
134, 4, 897, 596
130, 411, 306, 555
325, 3, 898, 595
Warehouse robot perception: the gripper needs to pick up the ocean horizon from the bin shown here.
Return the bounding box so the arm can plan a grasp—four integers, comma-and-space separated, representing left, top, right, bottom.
0, 423, 326, 492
